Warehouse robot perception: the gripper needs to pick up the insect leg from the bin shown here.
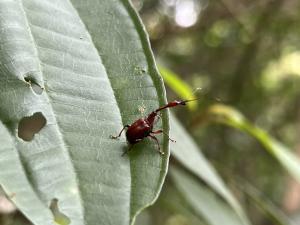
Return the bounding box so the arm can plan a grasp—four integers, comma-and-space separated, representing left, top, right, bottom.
122, 145, 133, 156
148, 135, 164, 155
122, 139, 143, 156
110, 125, 130, 139
151, 130, 176, 142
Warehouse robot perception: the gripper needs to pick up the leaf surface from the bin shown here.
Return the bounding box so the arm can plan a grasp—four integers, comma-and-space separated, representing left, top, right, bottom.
0, 0, 168, 224
0, 122, 54, 225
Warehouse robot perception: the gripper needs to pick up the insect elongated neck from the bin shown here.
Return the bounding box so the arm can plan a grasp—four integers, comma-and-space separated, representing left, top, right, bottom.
146, 99, 198, 124
155, 99, 197, 112
146, 111, 158, 125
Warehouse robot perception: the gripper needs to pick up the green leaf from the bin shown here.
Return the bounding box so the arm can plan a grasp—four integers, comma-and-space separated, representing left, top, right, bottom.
170, 166, 248, 225
240, 180, 293, 225
0, 1, 168, 225
0, 122, 54, 225
158, 183, 209, 225
207, 104, 300, 184
170, 114, 250, 225
158, 66, 198, 110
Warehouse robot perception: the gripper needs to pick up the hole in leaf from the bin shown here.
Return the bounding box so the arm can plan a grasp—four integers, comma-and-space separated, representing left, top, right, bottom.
0, 195, 16, 214
18, 112, 46, 141
24, 77, 43, 95
50, 198, 71, 225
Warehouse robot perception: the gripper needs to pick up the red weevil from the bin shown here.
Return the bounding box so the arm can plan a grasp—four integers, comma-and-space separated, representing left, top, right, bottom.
110, 99, 196, 156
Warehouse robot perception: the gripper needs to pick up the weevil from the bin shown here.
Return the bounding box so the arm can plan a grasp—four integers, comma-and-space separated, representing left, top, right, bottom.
110, 99, 197, 156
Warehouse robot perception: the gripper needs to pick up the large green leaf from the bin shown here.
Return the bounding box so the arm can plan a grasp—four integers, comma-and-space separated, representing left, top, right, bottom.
170, 114, 250, 225
0, 1, 168, 225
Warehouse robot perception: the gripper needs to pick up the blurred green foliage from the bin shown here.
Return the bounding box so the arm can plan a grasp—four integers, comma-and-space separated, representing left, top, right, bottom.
158, 65, 198, 110
135, 0, 300, 224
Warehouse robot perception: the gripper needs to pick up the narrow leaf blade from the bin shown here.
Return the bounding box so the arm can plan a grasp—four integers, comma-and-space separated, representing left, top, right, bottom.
207, 104, 300, 184
171, 166, 248, 225
170, 114, 250, 225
